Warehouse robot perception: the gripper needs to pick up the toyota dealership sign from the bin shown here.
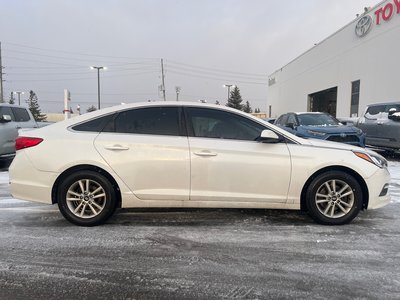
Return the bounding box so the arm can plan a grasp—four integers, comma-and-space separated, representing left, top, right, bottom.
356, 0, 400, 37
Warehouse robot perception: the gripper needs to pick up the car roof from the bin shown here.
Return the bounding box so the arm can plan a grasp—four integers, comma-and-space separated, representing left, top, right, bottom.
367, 102, 400, 106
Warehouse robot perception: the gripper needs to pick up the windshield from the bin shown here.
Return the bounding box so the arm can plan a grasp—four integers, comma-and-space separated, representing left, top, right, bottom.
297, 114, 340, 126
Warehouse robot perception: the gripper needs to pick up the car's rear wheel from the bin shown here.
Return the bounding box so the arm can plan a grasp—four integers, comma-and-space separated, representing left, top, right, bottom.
306, 171, 363, 225
57, 171, 117, 226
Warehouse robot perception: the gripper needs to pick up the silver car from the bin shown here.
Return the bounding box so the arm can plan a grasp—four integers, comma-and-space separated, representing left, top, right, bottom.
0, 104, 38, 162
357, 102, 400, 151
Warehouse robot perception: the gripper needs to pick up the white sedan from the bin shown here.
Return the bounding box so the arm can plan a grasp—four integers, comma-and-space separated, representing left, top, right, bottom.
9, 102, 390, 226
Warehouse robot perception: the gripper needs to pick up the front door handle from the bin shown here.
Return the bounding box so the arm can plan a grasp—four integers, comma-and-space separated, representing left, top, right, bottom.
104, 144, 130, 151
194, 150, 218, 157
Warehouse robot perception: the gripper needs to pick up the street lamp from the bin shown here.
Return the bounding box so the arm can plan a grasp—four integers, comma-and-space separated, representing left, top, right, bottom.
223, 84, 235, 102
90, 66, 107, 109
13, 91, 24, 105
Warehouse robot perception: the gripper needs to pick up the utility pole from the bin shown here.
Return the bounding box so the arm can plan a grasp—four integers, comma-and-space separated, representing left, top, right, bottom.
175, 86, 181, 101
0, 42, 4, 103
161, 59, 166, 101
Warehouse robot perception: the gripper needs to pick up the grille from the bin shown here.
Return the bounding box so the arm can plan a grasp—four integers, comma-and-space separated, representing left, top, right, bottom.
327, 135, 359, 143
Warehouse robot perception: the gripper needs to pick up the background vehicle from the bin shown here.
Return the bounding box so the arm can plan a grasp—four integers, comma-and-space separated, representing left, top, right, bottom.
9, 102, 390, 226
0, 104, 38, 163
274, 112, 365, 147
356, 102, 400, 151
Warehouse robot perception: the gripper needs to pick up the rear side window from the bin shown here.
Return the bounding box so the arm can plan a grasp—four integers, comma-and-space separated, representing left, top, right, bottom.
0, 106, 15, 121
72, 114, 115, 132
111, 107, 181, 136
12, 107, 30, 122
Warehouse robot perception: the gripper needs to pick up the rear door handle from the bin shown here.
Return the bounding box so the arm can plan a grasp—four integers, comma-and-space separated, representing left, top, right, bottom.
104, 144, 130, 151
194, 150, 218, 157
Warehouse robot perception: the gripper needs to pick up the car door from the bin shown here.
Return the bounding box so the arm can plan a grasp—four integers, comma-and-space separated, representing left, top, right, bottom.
0, 106, 18, 156
185, 107, 291, 203
94, 106, 190, 201
376, 104, 400, 148
357, 104, 385, 145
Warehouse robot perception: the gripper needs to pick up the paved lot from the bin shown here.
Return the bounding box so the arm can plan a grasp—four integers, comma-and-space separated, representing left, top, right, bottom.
0, 158, 400, 299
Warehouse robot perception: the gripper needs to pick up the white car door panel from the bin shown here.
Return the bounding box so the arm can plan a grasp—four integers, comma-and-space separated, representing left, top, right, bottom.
95, 133, 190, 201
189, 138, 291, 203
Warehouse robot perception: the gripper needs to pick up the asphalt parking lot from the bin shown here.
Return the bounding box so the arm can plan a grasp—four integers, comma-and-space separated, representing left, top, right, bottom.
1, 159, 400, 299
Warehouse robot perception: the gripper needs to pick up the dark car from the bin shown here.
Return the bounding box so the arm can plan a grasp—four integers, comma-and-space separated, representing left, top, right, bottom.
356, 102, 400, 151
274, 112, 365, 147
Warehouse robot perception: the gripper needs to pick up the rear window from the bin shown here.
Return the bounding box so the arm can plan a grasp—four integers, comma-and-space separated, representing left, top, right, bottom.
12, 107, 30, 122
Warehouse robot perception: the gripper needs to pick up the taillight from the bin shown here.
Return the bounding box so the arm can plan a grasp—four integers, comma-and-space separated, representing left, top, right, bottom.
15, 137, 43, 150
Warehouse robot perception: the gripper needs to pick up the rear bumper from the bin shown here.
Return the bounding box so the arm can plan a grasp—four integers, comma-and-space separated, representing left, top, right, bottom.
365, 166, 391, 209
9, 151, 57, 204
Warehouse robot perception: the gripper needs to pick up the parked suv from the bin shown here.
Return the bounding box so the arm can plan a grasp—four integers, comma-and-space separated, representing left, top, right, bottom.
0, 103, 38, 162
274, 112, 365, 147
357, 102, 400, 151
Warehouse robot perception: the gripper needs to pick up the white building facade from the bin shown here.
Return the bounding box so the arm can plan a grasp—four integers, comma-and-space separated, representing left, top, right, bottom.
267, 0, 400, 118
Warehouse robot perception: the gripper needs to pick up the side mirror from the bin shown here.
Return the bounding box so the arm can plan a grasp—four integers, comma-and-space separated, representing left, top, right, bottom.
259, 129, 281, 143
0, 114, 12, 123
388, 110, 400, 121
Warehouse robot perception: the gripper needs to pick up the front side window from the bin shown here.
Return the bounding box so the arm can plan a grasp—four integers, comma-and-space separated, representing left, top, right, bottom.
11, 107, 30, 122
111, 107, 181, 136
365, 105, 386, 119
186, 107, 265, 141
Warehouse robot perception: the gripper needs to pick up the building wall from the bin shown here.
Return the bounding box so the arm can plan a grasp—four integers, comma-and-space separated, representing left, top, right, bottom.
268, 0, 400, 118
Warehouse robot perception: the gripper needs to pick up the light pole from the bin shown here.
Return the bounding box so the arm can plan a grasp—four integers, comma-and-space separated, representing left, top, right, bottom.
91, 66, 106, 109
175, 86, 181, 101
13, 91, 24, 105
223, 84, 235, 102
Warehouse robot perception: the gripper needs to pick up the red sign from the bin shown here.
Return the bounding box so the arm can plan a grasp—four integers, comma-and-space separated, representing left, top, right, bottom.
375, 0, 400, 24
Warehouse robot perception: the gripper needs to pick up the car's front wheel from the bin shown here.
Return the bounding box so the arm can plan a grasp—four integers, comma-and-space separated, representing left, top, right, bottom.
306, 171, 363, 225
57, 171, 117, 226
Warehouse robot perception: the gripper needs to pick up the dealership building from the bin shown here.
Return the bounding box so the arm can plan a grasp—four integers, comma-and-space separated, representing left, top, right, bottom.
267, 0, 400, 118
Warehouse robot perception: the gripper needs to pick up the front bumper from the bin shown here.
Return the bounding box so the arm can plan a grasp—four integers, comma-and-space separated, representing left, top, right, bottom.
365, 166, 391, 209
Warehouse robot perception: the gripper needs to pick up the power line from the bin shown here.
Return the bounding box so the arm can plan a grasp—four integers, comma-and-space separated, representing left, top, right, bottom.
167, 70, 266, 85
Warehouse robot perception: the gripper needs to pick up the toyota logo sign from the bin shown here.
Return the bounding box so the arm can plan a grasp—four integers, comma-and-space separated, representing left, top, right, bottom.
355, 15, 373, 37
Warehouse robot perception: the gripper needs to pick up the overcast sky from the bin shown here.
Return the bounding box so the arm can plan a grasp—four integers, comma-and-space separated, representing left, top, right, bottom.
0, 0, 379, 113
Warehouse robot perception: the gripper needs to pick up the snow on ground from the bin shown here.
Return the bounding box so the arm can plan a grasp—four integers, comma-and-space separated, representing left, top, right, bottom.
1, 162, 400, 203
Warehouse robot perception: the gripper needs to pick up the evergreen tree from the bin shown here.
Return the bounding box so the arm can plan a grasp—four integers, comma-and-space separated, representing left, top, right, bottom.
254, 108, 261, 113
243, 101, 252, 113
9, 95, 15, 105
27, 90, 46, 121
86, 105, 97, 112
226, 86, 243, 111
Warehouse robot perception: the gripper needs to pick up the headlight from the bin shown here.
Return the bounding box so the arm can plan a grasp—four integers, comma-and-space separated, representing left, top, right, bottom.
307, 130, 326, 136
353, 151, 388, 168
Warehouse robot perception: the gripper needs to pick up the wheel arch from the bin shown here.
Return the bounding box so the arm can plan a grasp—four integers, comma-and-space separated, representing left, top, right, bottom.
51, 164, 122, 208
300, 165, 369, 211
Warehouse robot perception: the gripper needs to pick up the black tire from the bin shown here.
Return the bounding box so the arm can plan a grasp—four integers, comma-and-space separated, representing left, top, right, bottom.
57, 170, 117, 226
306, 171, 363, 225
